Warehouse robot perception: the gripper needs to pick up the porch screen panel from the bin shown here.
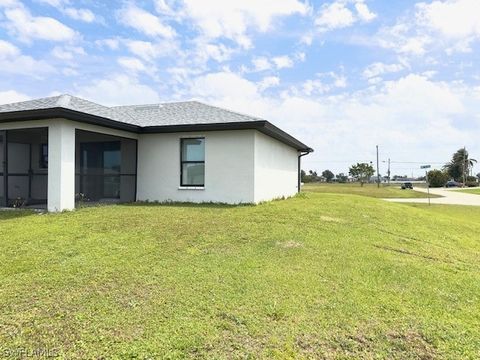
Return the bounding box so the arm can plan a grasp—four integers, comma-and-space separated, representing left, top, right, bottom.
0, 133, 3, 203
7, 142, 30, 203
76, 130, 137, 203
120, 138, 136, 202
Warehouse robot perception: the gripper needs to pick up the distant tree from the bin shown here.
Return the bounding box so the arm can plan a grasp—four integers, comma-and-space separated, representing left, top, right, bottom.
322, 169, 334, 183
477, 173, 480, 181
466, 176, 479, 187
336, 173, 348, 183
444, 148, 477, 182
427, 169, 449, 188
301, 170, 320, 183
309, 170, 319, 182
301, 170, 307, 183
349, 163, 375, 187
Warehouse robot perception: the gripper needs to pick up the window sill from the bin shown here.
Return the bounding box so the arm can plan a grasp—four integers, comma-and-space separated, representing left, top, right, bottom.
178, 186, 205, 190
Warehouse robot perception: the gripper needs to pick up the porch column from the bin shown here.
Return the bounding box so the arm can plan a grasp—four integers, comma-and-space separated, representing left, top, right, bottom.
48, 120, 75, 212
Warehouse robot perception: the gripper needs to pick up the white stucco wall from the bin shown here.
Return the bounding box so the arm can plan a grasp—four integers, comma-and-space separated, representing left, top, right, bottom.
1, 118, 302, 208
137, 130, 255, 204
253, 131, 299, 203
48, 120, 76, 211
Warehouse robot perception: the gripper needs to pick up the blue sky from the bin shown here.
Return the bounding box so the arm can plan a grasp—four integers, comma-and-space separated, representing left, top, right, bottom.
1, 0, 479, 176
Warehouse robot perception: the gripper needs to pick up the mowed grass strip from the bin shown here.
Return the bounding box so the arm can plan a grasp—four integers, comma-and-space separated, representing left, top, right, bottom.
303, 182, 440, 198
456, 188, 480, 195
0, 193, 479, 359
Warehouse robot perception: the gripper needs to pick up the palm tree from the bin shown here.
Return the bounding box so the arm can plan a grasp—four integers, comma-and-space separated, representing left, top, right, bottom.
444, 148, 477, 182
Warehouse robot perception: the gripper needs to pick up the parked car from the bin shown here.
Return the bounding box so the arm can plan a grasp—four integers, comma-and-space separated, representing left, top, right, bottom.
445, 181, 462, 188
401, 182, 413, 190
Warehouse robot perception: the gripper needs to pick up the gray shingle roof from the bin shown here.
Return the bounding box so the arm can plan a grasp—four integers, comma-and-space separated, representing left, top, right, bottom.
0, 95, 138, 125
0, 94, 262, 127
0, 94, 312, 151
113, 101, 263, 127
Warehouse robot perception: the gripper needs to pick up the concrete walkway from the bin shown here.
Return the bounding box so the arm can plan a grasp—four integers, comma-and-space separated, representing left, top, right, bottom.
384, 187, 480, 206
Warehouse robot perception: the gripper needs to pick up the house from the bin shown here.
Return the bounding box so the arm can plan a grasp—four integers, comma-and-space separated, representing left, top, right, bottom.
0, 95, 312, 212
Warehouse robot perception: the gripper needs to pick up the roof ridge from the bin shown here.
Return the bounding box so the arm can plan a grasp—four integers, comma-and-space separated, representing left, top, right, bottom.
189, 101, 265, 121
112, 100, 196, 109
55, 94, 72, 107
64, 94, 139, 124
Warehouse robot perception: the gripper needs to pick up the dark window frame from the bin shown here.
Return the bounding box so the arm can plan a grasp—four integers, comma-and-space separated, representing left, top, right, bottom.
39, 143, 48, 169
180, 137, 205, 187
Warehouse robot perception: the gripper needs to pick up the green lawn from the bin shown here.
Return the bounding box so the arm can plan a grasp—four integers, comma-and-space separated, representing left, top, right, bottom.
303, 182, 439, 198
456, 188, 480, 195
0, 194, 479, 359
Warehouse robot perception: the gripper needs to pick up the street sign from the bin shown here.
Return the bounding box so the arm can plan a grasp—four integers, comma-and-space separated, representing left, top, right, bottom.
422, 165, 432, 205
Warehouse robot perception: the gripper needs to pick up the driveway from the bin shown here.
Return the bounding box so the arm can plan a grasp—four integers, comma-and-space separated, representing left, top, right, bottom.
384, 187, 480, 206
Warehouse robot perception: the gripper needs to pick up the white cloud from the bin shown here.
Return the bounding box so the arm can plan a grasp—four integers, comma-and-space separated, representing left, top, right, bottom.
369, 22, 432, 56
51, 45, 85, 60
202, 43, 234, 63
154, 0, 175, 15
0, 90, 30, 104
125, 40, 159, 62
124, 39, 179, 62
35, 0, 97, 23
191, 72, 260, 100
0, 39, 19, 57
63, 7, 95, 23
179, 0, 308, 48
36, 0, 67, 6
251, 54, 298, 72
315, 1, 355, 30
416, 0, 480, 39
367, 0, 480, 57
252, 57, 272, 72
296, 71, 347, 95
315, 0, 376, 32
77, 74, 160, 106
117, 4, 176, 38
363, 62, 405, 79
95, 38, 120, 50
272, 55, 294, 69
0, 39, 54, 77
258, 76, 280, 91
117, 57, 148, 73
2, 4, 76, 42
355, 1, 377, 22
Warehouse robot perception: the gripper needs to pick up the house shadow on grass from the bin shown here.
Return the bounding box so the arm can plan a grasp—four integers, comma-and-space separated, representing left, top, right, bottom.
0, 209, 39, 221
123, 200, 255, 210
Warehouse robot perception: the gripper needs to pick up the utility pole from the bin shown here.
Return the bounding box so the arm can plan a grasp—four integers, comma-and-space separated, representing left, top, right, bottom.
421, 165, 431, 205
382, 158, 391, 184
463, 146, 466, 187
387, 158, 391, 184
376, 145, 380, 188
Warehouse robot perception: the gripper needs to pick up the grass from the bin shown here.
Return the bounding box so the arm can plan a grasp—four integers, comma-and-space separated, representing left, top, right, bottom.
456, 188, 480, 195
0, 194, 479, 359
303, 182, 440, 198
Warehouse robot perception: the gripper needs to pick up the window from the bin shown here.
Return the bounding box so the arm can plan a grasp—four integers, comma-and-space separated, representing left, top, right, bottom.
40, 144, 48, 169
180, 138, 205, 186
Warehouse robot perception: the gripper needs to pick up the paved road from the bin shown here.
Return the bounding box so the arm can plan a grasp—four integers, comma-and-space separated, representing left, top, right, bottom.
384, 187, 480, 206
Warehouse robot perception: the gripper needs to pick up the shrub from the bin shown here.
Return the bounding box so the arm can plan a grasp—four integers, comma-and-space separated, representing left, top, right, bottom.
427, 170, 449, 188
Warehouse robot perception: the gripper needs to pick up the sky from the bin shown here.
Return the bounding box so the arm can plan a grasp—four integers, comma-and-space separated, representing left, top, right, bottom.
0, 0, 479, 177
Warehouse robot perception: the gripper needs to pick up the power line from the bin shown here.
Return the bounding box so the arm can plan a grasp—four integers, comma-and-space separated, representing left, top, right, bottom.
306, 160, 446, 165
390, 161, 445, 164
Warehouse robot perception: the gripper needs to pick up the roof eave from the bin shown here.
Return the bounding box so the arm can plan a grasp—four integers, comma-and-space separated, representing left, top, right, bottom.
0, 109, 313, 152
142, 120, 313, 152
0, 108, 141, 133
